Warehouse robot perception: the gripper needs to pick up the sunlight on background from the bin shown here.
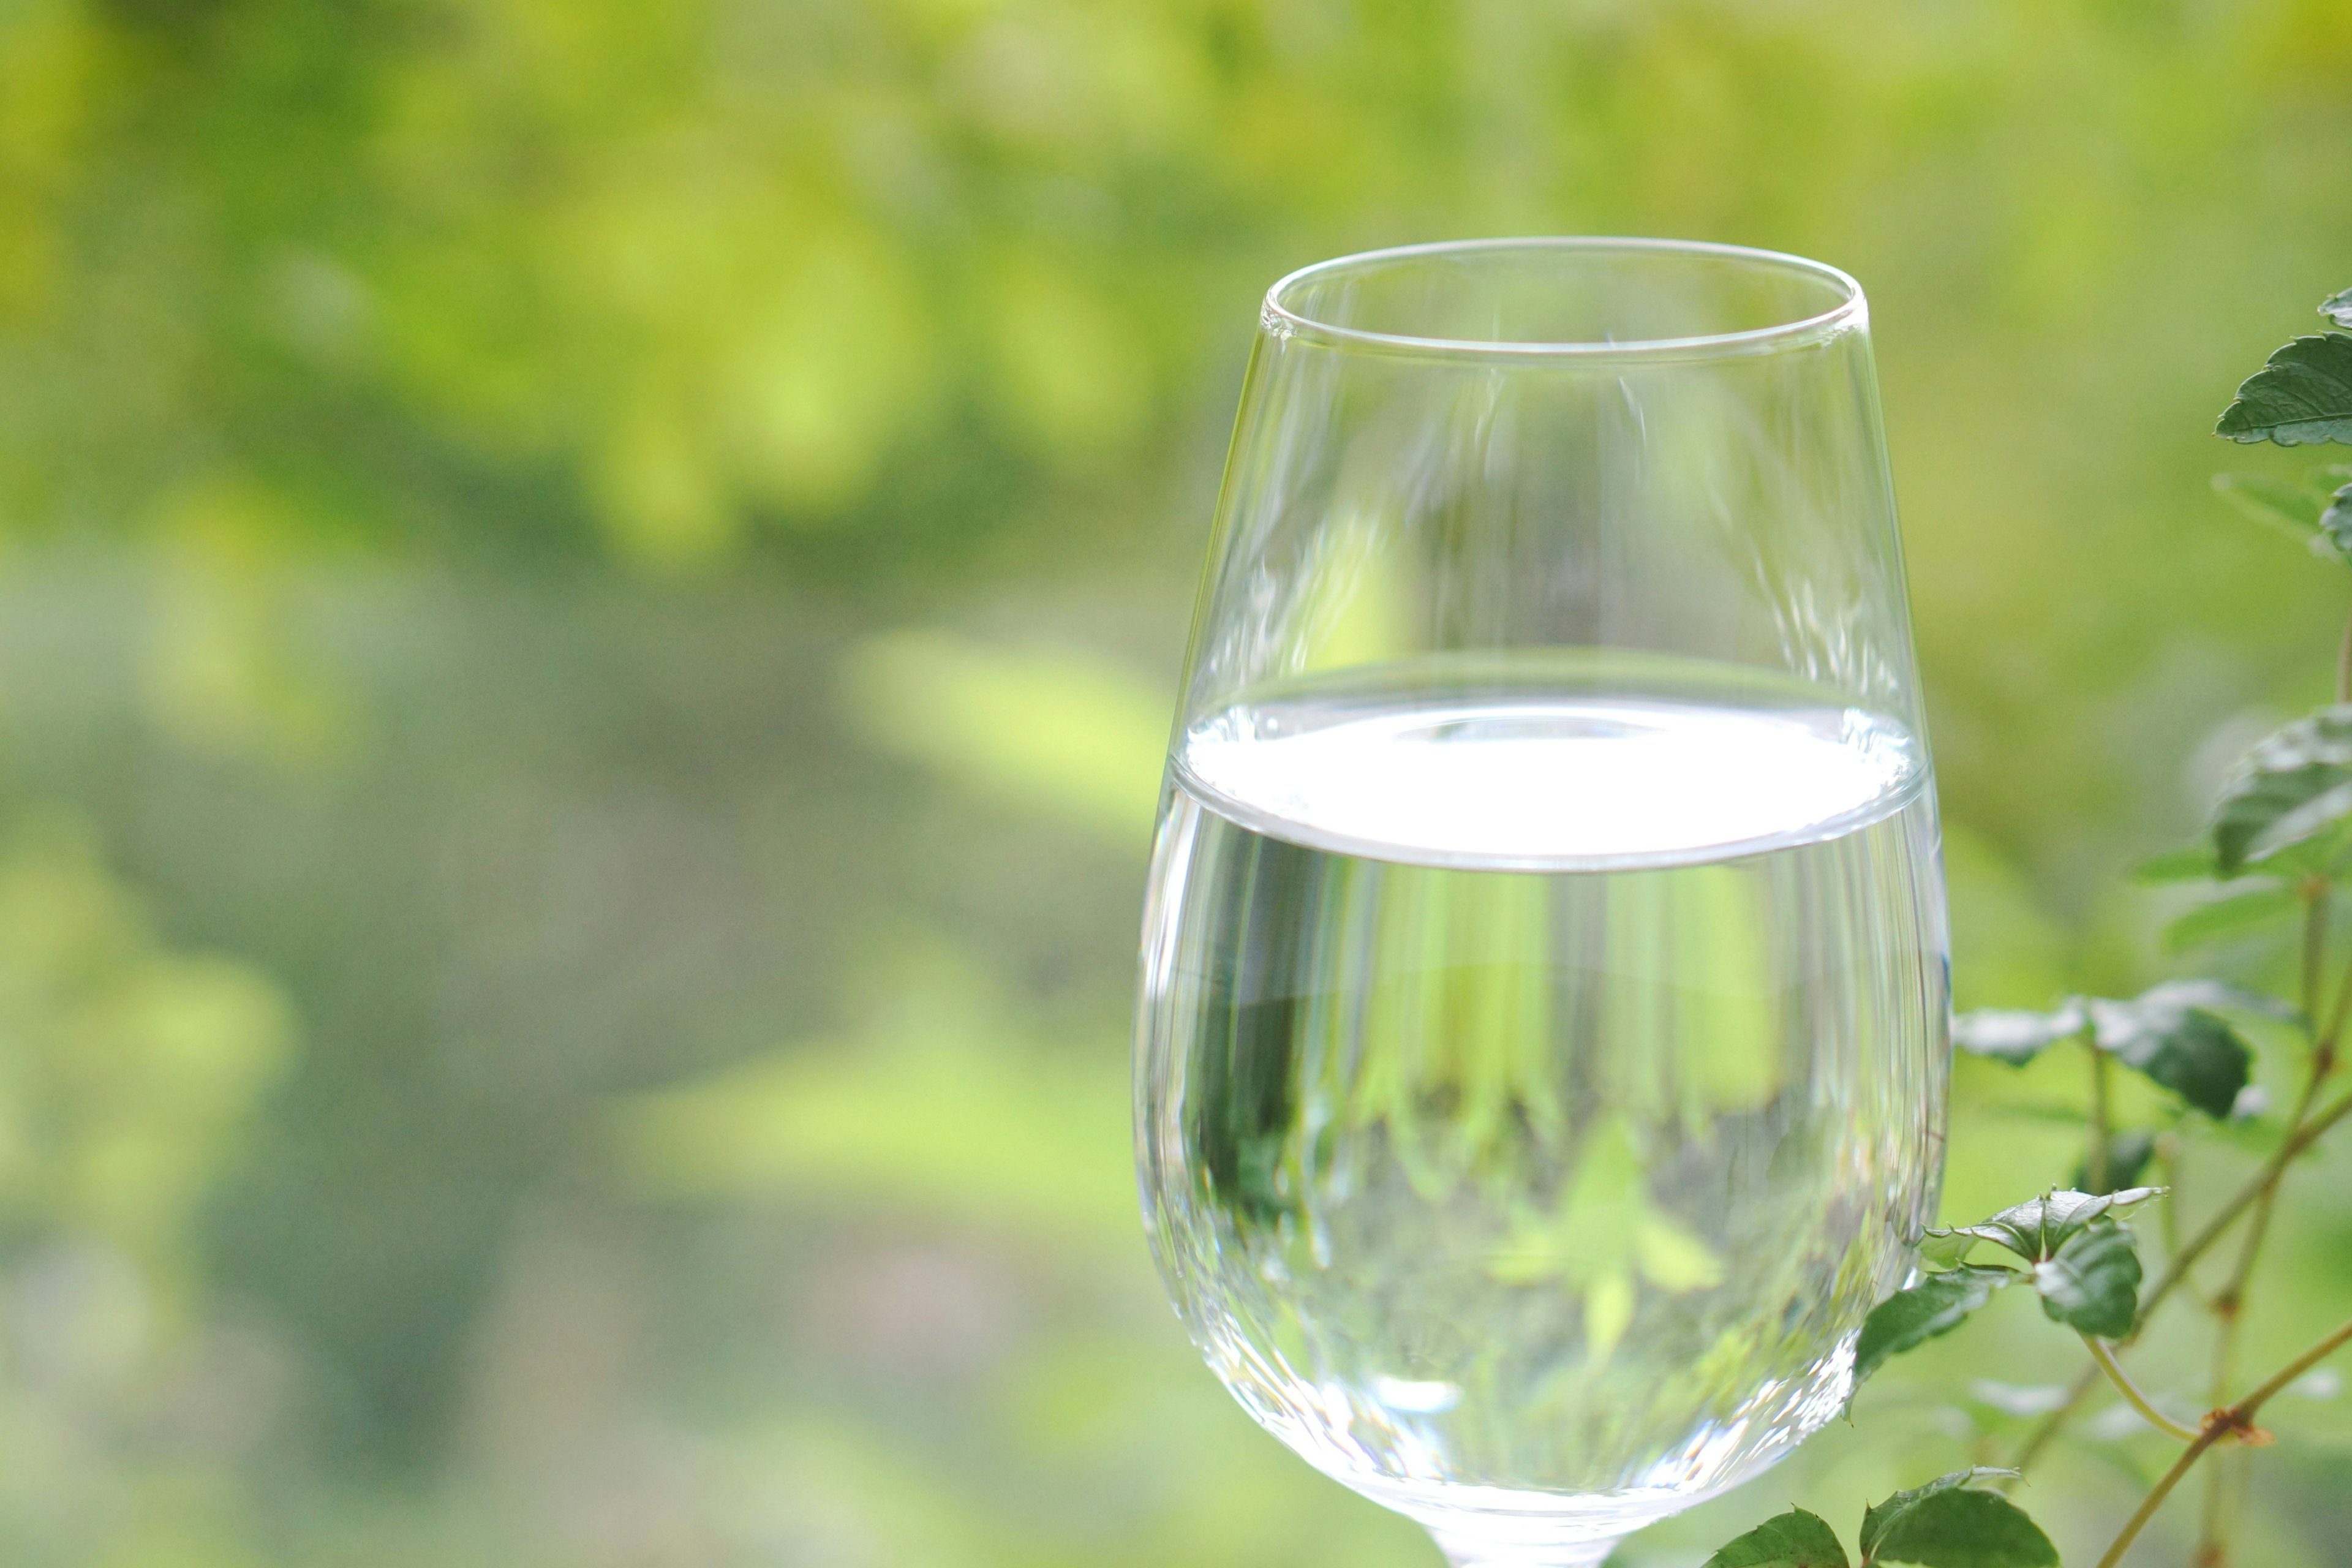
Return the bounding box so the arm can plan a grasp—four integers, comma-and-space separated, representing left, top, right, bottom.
0, 1, 2350, 1563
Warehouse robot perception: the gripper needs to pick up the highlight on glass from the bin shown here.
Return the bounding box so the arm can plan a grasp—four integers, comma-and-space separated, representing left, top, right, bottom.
1133, 238, 1951, 1568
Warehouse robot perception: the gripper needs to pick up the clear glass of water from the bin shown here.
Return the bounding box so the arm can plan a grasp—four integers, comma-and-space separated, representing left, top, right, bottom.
1134, 239, 1950, 1568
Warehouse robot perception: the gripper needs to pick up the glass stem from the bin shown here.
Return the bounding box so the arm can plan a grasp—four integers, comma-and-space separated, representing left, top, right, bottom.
1430, 1528, 1625, 1568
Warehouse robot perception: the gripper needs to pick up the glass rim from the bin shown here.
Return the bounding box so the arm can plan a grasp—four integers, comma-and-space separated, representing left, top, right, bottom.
1261, 236, 1868, 362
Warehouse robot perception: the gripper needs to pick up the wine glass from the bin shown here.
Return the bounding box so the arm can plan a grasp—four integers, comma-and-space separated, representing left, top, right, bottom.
1133, 239, 1950, 1568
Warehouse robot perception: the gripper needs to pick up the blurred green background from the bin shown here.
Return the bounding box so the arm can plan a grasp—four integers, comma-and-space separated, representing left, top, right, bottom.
2, 0, 2351, 1563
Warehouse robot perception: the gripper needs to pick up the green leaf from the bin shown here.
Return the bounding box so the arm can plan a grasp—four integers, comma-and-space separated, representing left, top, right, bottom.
2070, 1127, 2158, 1195
1852, 1265, 2018, 1388
2324, 481, 2352, 555
2254, 808, 2352, 881
2129, 977, 2298, 1022
2215, 333, 2352, 446
1858, 1472, 2059, 1568
2089, 989, 2255, 1118
1703, 1509, 1852, 1568
1917, 1230, 1985, 1269
2032, 1219, 2141, 1338
2212, 470, 2328, 538
2162, 884, 2301, 952
2323, 287, 2352, 330
1951, 1002, 2084, 1066
2212, 707, 2352, 874
2129, 845, 2222, 885
1929, 1187, 2165, 1264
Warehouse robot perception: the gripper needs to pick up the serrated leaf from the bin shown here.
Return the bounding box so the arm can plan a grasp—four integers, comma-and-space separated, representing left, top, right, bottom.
1858, 1472, 2059, 1568
1703, 1509, 1852, 1568
2089, 993, 2255, 1118
2130, 845, 2223, 885
2162, 884, 2301, 952
2212, 470, 2328, 538
1929, 1187, 2165, 1263
1852, 1266, 2018, 1389
1951, 1002, 2084, 1066
2216, 333, 2352, 446
2213, 707, 2352, 873
2070, 1127, 2158, 1196
2323, 288, 2352, 331
2032, 1219, 2141, 1338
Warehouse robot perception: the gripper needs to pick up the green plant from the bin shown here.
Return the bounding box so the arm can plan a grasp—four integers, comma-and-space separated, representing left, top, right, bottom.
1698, 290, 2352, 1567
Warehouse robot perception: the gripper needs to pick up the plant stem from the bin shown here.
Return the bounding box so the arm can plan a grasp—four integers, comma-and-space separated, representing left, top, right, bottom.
2194, 1302, 2240, 1566
2139, 1087, 2352, 1325
2009, 1088, 2352, 1476
2302, 885, 2330, 1031
2242, 1313, 2352, 1408
2337, 610, 2352, 706
2201, 893, 2333, 1561
2155, 1134, 2206, 1310
2095, 1316, 2352, 1568
2191, 923, 2335, 1568
2193, 1455, 2232, 1568
2002, 1363, 2100, 1482
2082, 1333, 2199, 1442
2087, 1037, 2113, 1194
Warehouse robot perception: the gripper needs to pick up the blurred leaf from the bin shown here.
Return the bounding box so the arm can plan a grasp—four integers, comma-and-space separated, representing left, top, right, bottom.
1942, 826, 2071, 1011
2129, 845, 2222, 885
2161, 884, 2300, 951
2212, 471, 2326, 540
1930, 1188, 2164, 1264
2127, 977, 2297, 1020
2032, 1219, 2140, 1338
1857, 1472, 2057, 1567
1490, 1118, 1721, 1367
840, 630, 1168, 842
2215, 333, 2352, 446
0, 812, 295, 1273
1967, 1381, 2076, 1418
2324, 481, 2352, 556
2089, 989, 2255, 1117
1951, 1003, 2084, 1066
617, 943, 1133, 1243
984, 257, 1152, 458
2213, 707, 2352, 873
2324, 288, 2352, 330
1702, 1509, 1850, 1568
2252, 810, 2352, 883
1852, 1266, 2018, 1389
2071, 1128, 2158, 1195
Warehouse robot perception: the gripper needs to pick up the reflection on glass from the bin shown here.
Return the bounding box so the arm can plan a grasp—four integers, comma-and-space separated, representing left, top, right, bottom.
1134, 241, 1950, 1567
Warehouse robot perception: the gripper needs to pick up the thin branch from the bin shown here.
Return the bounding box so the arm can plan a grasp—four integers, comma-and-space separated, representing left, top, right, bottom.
2318, 942, 2352, 1066
2337, 610, 2352, 707
2003, 1363, 2100, 1480
2302, 886, 2331, 1034
2155, 1135, 2209, 1312
2196, 896, 2342, 1568
2087, 1038, 2113, 1195
2139, 1088, 2352, 1327
2083, 1333, 2199, 1442
2195, 1297, 2241, 1566
2011, 1089, 2352, 1476
2099, 1423, 2229, 1568
2239, 1313, 2352, 1409
2095, 1316, 2352, 1568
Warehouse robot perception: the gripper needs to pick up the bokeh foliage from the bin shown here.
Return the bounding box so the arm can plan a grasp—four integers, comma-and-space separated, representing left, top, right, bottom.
2, 0, 2352, 1564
